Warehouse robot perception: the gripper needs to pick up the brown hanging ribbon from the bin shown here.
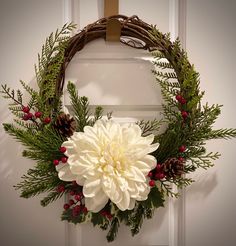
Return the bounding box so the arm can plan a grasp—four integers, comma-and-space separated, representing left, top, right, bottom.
104, 0, 121, 41
104, 0, 119, 17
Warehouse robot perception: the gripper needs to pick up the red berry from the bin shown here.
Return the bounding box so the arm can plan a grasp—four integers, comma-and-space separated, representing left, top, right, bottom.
178, 157, 185, 162
180, 98, 187, 104
107, 214, 112, 220
53, 159, 59, 166
181, 111, 188, 119
148, 171, 153, 178
43, 117, 51, 124
70, 190, 75, 196
179, 145, 186, 153
155, 173, 163, 179
57, 185, 65, 193
176, 94, 182, 102
35, 111, 42, 118
82, 207, 88, 213
22, 106, 30, 113
100, 211, 108, 216
72, 205, 81, 216
27, 112, 33, 119
69, 199, 75, 206
59, 146, 67, 153
74, 194, 81, 201
156, 163, 162, 171
61, 157, 68, 163
63, 203, 70, 210
149, 180, 155, 187
74, 205, 81, 212
159, 173, 165, 179
22, 113, 29, 121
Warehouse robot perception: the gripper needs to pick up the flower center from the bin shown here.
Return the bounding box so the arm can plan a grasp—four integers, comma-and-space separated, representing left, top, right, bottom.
99, 141, 126, 175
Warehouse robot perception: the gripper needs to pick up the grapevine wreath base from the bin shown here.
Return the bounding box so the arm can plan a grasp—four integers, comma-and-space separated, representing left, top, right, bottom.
1, 15, 236, 242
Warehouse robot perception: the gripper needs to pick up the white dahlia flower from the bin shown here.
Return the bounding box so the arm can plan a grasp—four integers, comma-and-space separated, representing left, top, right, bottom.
56, 119, 159, 212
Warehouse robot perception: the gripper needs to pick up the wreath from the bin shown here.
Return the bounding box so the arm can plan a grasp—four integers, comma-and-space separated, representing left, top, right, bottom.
1, 16, 236, 242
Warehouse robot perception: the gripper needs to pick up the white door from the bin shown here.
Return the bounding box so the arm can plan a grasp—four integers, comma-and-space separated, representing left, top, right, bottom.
0, 1, 235, 246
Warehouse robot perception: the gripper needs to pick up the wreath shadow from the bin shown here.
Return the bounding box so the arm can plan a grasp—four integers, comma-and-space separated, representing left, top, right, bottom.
185, 172, 218, 200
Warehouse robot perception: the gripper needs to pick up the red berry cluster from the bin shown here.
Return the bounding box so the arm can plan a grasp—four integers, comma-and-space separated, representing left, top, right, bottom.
53, 146, 68, 166
62, 183, 88, 217
148, 163, 166, 187
175, 94, 188, 120
21, 105, 51, 124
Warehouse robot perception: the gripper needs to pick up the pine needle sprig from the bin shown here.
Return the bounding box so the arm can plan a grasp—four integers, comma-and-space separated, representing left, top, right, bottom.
160, 181, 179, 198
14, 119, 38, 130
189, 152, 221, 169
67, 81, 91, 131
14, 166, 60, 198
3, 124, 63, 159
1, 84, 24, 106
20, 80, 38, 97
205, 128, 236, 140
41, 191, 64, 207
35, 23, 76, 115
137, 119, 163, 136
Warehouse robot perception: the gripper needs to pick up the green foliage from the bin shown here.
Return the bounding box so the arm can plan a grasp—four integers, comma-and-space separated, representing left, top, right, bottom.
1, 84, 23, 104
141, 186, 165, 209
129, 204, 145, 236
41, 191, 64, 207
67, 81, 91, 131
150, 24, 236, 200
61, 209, 87, 224
67, 81, 105, 130
14, 165, 61, 198
91, 212, 109, 230
3, 123, 64, 159
106, 217, 120, 242
137, 119, 163, 137
4, 122, 65, 200
35, 23, 76, 116
103, 187, 165, 241
20, 80, 38, 97
93, 106, 104, 122
206, 128, 236, 140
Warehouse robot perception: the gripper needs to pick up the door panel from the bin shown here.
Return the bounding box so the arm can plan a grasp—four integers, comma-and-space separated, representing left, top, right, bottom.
64, 1, 180, 246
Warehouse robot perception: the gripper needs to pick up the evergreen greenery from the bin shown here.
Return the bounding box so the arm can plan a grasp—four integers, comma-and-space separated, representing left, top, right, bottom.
1, 23, 236, 242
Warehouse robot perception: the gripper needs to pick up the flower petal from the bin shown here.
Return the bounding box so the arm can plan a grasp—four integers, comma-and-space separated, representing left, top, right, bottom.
83, 177, 102, 198
85, 189, 108, 212
128, 198, 136, 210
56, 163, 76, 181
115, 190, 130, 211
102, 176, 122, 204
